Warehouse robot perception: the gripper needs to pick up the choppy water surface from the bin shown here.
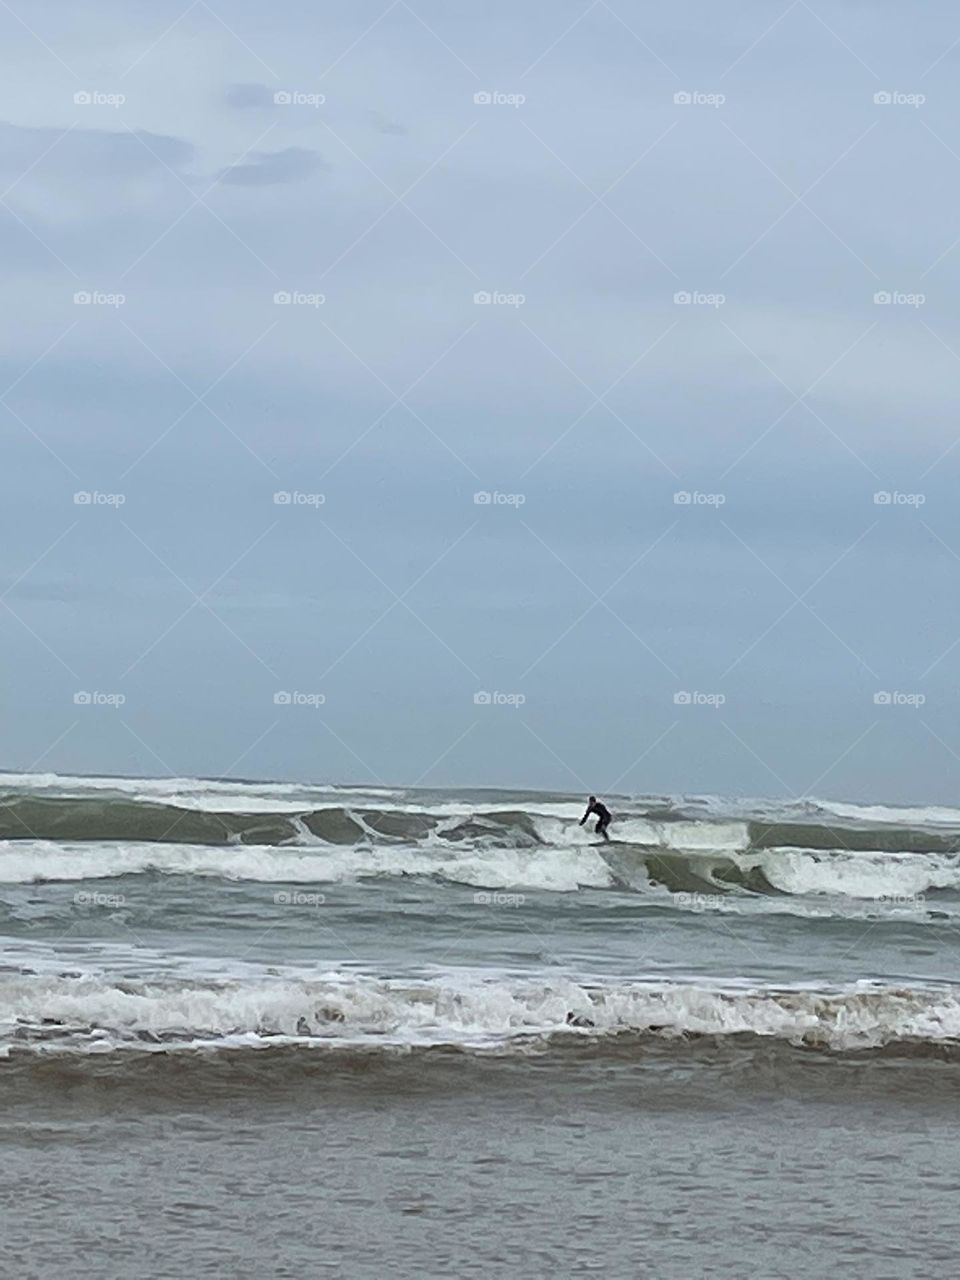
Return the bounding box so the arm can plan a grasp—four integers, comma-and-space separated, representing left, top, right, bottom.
3, 772, 960, 1277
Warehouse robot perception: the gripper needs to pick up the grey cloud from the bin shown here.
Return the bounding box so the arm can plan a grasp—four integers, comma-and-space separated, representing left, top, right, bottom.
0, 122, 193, 179
218, 146, 326, 186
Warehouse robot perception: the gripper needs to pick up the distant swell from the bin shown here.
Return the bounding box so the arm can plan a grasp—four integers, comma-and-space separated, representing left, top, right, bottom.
2, 794, 958, 858
747, 821, 960, 855
0, 797, 545, 848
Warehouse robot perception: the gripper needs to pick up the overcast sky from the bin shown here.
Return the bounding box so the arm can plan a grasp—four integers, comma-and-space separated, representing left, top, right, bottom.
3, 0, 960, 802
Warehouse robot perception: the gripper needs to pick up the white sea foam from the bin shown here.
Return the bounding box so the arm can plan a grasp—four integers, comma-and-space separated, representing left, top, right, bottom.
756, 847, 960, 900
3, 970, 960, 1055
0, 772, 406, 813
532, 815, 659, 846
0, 840, 613, 892
810, 798, 960, 828
664, 820, 750, 851
2, 835, 959, 906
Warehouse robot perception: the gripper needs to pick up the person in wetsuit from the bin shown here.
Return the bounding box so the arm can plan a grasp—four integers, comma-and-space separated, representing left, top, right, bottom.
579, 795, 612, 841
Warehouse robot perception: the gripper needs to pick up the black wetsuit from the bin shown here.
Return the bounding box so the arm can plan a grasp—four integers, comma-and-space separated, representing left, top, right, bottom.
579, 798, 611, 840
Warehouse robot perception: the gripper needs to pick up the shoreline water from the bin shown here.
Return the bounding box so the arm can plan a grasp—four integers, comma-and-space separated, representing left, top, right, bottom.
2, 770, 960, 1275
2, 1049, 958, 1280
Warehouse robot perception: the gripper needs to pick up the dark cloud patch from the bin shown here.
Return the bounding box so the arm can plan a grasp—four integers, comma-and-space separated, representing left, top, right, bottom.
224, 82, 275, 109
0, 122, 193, 180
218, 146, 325, 186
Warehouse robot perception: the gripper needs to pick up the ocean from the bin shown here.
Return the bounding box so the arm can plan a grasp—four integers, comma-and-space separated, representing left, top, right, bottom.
3, 771, 960, 1278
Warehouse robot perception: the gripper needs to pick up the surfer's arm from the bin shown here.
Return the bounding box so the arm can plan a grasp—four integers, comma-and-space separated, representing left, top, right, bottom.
578, 803, 593, 825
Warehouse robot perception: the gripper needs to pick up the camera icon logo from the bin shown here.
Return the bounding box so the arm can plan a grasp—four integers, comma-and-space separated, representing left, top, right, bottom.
274, 691, 292, 705
673, 691, 692, 705
474, 690, 492, 705
274, 91, 292, 105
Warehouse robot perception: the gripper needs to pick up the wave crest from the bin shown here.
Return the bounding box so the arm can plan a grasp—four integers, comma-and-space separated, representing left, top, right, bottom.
4, 972, 960, 1058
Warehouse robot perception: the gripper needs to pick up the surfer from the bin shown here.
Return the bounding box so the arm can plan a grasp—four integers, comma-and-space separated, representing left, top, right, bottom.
579, 795, 611, 841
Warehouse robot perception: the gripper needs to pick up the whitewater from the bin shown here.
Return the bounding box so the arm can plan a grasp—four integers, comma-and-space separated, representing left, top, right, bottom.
0, 770, 959, 1066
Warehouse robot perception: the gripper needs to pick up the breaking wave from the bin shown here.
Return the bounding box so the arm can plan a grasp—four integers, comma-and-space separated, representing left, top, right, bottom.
4, 970, 960, 1059
1, 840, 958, 908
0, 840, 614, 893
2, 794, 957, 857
0, 773, 957, 911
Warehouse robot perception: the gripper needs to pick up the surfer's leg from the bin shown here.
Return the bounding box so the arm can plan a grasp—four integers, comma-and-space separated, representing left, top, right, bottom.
596, 816, 610, 841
